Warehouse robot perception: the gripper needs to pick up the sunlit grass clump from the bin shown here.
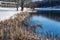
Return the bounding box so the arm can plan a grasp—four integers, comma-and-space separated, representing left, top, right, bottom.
0, 12, 40, 40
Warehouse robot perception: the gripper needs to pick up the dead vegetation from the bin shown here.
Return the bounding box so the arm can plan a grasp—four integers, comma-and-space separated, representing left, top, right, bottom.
0, 12, 40, 40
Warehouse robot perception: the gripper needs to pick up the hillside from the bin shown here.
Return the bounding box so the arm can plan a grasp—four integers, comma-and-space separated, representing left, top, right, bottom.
0, 12, 40, 40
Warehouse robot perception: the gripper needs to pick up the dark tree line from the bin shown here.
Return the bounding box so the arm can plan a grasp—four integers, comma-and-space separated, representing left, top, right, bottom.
0, 0, 17, 2
0, 0, 35, 11
34, 1, 60, 7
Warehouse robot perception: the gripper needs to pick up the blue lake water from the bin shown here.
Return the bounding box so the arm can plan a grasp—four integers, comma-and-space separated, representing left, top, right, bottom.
26, 12, 60, 36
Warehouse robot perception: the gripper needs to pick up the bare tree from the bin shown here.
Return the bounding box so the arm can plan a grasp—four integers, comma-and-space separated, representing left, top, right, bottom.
21, 0, 32, 11
16, 0, 19, 11
29, 2, 36, 10
21, 0, 25, 11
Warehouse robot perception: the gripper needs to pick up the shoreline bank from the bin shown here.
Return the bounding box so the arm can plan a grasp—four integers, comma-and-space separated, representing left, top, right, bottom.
0, 12, 40, 40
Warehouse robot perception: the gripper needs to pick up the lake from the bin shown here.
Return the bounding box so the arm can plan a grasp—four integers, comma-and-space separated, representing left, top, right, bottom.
26, 10, 60, 37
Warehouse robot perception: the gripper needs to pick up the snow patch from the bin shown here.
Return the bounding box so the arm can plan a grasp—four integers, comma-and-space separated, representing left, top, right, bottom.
0, 7, 34, 21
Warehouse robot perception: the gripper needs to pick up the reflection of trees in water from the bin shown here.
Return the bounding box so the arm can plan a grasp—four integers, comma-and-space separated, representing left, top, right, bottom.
35, 11, 60, 21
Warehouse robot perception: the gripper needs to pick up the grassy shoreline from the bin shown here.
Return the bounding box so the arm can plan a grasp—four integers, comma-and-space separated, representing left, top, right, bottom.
0, 12, 40, 40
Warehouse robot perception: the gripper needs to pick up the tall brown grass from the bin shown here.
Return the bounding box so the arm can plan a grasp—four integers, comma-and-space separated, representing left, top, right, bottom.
0, 12, 40, 40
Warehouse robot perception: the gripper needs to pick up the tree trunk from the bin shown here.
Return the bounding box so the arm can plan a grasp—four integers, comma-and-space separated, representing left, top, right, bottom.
16, 0, 19, 11
16, 3, 19, 11
21, 0, 24, 11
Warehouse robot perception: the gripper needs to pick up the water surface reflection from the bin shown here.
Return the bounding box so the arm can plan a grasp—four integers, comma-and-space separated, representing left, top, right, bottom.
27, 12, 60, 36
